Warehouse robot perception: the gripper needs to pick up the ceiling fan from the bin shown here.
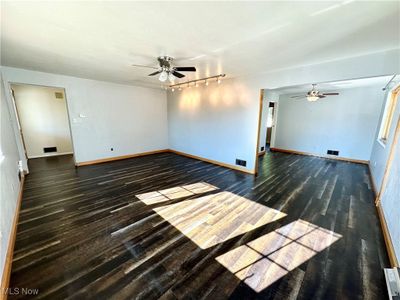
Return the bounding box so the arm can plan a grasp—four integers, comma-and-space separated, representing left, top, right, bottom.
132, 56, 196, 82
290, 84, 339, 102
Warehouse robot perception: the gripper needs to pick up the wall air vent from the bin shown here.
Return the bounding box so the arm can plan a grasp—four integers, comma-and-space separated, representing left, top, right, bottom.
235, 159, 247, 167
55, 92, 64, 99
44, 147, 57, 153
327, 150, 339, 156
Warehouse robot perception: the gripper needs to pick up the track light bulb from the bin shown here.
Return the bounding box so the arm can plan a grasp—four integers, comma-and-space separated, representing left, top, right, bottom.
178, 86, 182, 91
205, 80, 209, 86
195, 82, 199, 87
217, 77, 221, 84
172, 88, 175, 92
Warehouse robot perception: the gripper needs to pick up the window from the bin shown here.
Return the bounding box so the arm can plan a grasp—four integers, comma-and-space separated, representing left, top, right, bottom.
378, 85, 400, 145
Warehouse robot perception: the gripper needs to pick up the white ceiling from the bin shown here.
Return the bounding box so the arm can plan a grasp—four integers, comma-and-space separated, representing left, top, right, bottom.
1, 1, 399, 88
271, 75, 395, 95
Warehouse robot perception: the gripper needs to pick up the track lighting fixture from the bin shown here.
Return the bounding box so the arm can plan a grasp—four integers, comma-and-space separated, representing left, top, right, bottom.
168, 74, 225, 91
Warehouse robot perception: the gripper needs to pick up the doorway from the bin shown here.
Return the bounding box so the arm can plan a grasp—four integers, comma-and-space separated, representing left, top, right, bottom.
257, 96, 277, 155
10, 84, 74, 159
265, 102, 276, 150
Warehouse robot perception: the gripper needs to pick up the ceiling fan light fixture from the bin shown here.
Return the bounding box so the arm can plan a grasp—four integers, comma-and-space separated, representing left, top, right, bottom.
168, 73, 175, 83
159, 70, 168, 82
307, 95, 319, 102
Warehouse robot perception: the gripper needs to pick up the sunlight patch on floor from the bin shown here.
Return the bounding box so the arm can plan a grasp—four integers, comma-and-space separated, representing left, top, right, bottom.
152, 191, 287, 249
136, 182, 218, 204
216, 219, 342, 292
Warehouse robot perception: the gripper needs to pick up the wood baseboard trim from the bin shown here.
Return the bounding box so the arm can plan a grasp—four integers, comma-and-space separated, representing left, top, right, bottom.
28, 152, 73, 159
75, 149, 169, 166
168, 149, 255, 175
1, 175, 25, 300
376, 201, 399, 267
76, 148, 255, 174
270, 147, 369, 165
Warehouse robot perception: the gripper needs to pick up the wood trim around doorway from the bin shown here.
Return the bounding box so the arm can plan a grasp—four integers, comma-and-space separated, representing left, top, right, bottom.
254, 89, 264, 176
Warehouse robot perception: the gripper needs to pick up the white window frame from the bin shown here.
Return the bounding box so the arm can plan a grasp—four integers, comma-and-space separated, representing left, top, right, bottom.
378, 85, 400, 148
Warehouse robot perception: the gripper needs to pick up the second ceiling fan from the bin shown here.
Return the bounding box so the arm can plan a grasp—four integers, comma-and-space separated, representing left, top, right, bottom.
132, 56, 196, 82
290, 84, 339, 102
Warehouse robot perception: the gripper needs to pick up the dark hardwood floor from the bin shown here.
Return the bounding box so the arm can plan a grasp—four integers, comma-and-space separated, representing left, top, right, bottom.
9, 151, 389, 299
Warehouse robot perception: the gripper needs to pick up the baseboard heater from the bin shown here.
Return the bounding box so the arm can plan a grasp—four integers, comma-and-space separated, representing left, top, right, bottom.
384, 267, 400, 299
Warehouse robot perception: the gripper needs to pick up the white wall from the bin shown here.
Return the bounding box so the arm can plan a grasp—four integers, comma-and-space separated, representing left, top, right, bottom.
1, 67, 169, 166
274, 86, 385, 161
12, 85, 73, 158
0, 74, 22, 284
168, 49, 399, 172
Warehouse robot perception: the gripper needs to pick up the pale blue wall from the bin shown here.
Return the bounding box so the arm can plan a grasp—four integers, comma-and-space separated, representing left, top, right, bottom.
274, 86, 385, 160
1, 67, 169, 165
370, 80, 400, 190
168, 49, 399, 173
369, 79, 400, 264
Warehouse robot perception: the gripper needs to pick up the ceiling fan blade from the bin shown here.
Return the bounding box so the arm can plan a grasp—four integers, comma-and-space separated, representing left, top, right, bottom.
132, 64, 159, 69
148, 70, 162, 76
322, 92, 339, 96
318, 95, 326, 98
172, 71, 185, 78
174, 67, 196, 72
290, 95, 306, 98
